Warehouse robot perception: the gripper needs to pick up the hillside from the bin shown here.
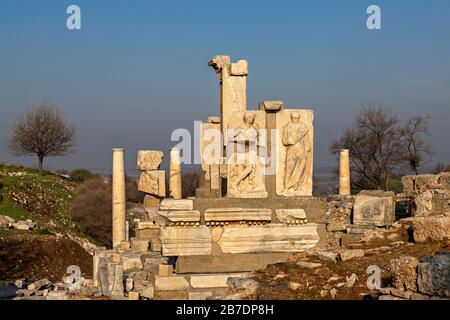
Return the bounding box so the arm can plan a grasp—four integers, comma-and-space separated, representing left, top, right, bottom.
0, 164, 94, 282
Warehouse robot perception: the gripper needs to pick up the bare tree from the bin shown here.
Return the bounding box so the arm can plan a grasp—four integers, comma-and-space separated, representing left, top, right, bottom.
330, 106, 403, 191
9, 103, 76, 172
433, 162, 450, 174
398, 115, 433, 175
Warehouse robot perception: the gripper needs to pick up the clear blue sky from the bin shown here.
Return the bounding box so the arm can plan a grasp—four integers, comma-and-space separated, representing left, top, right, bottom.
1, 0, 449, 173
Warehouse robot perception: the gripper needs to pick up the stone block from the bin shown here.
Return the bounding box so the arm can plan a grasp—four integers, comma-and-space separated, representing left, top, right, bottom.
215, 223, 320, 254
160, 226, 211, 256
156, 290, 188, 300
120, 240, 130, 251
143, 194, 160, 208
417, 252, 450, 297
189, 274, 229, 288
128, 291, 140, 300
160, 199, 193, 211
353, 191, 395, 226
204, 208, 271, 223
275, 209, 307, 223
176, 253, 290, 273
158, 264, 174, 277
122, 253, 143, 272
154, 275, 189, 291
130, 238, 149, 253
141, 285, 155, 300
160, 210, 201, 223
412, 215, 450, 243
138, 170, 165, 197
230, 60, 248, 76
137, 150, 163, 171
27, 278, 50, 290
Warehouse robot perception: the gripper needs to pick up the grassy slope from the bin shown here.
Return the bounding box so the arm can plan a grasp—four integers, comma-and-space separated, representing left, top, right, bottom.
0, 164, 94, 242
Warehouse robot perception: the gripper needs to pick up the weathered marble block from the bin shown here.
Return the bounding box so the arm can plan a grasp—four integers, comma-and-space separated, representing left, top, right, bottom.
160, 226, 211, 256
160, 199, 193, 211
138, 170, 165, 197
137, 150, 163, 171
275, 209, 307, 223
214, 223, 320, 254
204, 208, 271, 222
160, 210, 201, 223
353, 190, 395, 226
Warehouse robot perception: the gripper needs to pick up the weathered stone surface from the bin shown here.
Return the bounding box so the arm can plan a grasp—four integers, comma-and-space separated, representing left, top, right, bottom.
276, 109, 314, 197
176, 253, 290, 273
417, 252, 450, 297
12, 220, 37, 230
156, 290, 188, 300
215, 224, 320, 254
160, 199, 193, 211
108, 263, 124, 296
353, 191, 395, 226
112, 148, 127, 248
339, 149, 351, 196
138, 170, 165, 197
414, 191, 433, 216
317, 251, 338, 262
160, 210, 200, 223
160, 226, 211, 256
141, 285, 155, 300
388, 256, 419, 292
207, 116, 220, 124
258, 100, 283, 111
122, 253, 143, 272
154, 275, 189, 291
339, 249, 365, 261
226, 111, 267, 199
158, 264, 173, 277
230, 60, 248, 76
412, 215, 450, 243
275, 209, 307, 223
204, 208, 271, 223
190, 274, 230, 288
296, 261, 322, 269
137, 150, 163, 171
143, 194, 160, 208
0, 215, 15, 228
27, 278, 50, 290
130, 238, 149, 253
438, 172, 450, 189
169, 148, 182, 199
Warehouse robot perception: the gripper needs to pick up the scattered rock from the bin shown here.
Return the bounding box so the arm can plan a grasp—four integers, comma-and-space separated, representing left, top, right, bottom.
287, 282, 301, 290
345, 273, 358, 288
0, 215, 15, 228
339, 249, 365, 261
27, 278, 51, 291
378, 295, 405, 300
296, 261, 322, 269
330, 288, 337, 299
11, 220, 37, 230
317, 251, 338, 262
320, 290, 328, 297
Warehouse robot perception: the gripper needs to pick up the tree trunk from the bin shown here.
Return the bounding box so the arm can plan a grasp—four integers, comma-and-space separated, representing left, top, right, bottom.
37, 155, 44, 172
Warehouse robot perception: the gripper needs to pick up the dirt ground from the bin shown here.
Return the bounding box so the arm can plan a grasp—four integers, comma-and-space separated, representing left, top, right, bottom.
0, 230, 93, 282
252, 242, 449, 300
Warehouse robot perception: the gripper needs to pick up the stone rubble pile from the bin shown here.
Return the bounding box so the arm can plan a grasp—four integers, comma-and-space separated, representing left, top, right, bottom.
0, 215, 37, 230
378, 252, 450, 300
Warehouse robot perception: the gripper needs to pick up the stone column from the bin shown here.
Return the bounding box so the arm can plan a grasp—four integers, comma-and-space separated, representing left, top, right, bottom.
112, 148, 126, 248
169, 148, 182, 199
339, 149, 351, 196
